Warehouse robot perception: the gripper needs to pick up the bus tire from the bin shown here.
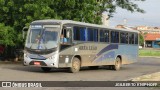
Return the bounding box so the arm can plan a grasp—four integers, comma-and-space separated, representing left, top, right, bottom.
113, 57, 121, 71
89, 66, 99, 70
41, 67, 52, 72
69, 57, 80, 73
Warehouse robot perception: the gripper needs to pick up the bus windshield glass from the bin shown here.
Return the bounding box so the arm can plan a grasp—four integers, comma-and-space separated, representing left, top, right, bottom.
25, 25, 59, 49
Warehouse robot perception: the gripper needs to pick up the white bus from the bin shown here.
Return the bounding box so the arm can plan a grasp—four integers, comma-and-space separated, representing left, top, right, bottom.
23, 20, 139, 73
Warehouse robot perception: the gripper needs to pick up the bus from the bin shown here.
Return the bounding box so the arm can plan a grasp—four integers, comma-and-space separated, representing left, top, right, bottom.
23, 20, 139, 73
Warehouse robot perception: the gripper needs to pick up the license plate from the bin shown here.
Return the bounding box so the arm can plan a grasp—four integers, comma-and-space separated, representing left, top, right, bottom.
34, 62, 40, 65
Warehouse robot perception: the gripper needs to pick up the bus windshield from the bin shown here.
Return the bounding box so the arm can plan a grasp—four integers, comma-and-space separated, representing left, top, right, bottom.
25, 26, 59, 50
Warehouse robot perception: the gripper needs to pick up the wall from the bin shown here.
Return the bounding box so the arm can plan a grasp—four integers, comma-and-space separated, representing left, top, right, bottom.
152, 40, 160, 48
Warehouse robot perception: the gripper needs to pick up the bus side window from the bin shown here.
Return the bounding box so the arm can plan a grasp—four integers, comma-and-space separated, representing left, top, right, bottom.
61, 28, 72, 44
104, 30, 109, 42
88, 28, 99, 42
120, 32, 128, 44
111, 31, 119, 43
73, 26, 87, 41
66, 30, 71, 43
87, 28, 94, 41
100, 30, 105, 42
60, 27, 72, 51
100, 29, 109, 42
61, 29, 67, 44
135, 33, 138, 44
126, 33, 129, 44
129, 33, 134, 44
93, 29, 98, 42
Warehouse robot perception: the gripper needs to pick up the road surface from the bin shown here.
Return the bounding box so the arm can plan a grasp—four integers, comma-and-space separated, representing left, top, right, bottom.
0, 57, 160, 90
0, 57, 160, 81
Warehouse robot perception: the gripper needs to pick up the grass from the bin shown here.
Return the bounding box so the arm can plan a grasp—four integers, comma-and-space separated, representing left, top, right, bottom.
139, 49, 160, 56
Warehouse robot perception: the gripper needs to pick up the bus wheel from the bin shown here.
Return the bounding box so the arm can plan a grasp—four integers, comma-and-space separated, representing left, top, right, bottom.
41, 67, 52, 72
113, 57, 121, 71
89, 66, 99, 70
69, 57, 80, 73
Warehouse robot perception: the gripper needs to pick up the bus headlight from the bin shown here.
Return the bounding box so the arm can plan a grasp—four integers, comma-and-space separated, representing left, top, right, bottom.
24, 54, 29, 58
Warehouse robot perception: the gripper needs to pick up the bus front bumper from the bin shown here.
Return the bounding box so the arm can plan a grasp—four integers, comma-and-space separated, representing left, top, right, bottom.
23, 54, 59, 68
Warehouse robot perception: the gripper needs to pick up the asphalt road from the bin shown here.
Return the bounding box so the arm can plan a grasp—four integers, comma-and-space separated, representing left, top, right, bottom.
0, 57, 160, 81
0, 57, 160, 90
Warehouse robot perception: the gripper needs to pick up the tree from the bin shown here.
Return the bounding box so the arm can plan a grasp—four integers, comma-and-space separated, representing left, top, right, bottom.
0, 0, 145, 28
0, 0, 145, 59
139, 33, 144, 46
0, 23, 18, 59
97, 0, 145, 19
0, 23, 16, 46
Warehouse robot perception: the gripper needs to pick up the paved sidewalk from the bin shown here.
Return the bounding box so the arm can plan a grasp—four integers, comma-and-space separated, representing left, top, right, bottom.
129, 72, 160, 89
130, 72, 160, 81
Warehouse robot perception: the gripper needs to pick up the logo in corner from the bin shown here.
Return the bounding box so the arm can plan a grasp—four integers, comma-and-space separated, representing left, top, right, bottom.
2, 82, 12, 87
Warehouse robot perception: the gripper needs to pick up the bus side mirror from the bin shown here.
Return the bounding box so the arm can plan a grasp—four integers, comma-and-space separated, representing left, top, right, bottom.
22, 27, 28, 39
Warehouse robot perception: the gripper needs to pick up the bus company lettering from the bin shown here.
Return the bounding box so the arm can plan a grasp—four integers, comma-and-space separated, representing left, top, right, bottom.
79, 46, 97, 50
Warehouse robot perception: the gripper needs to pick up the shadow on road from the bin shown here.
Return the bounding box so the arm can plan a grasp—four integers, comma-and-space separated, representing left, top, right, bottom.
2, 64, 131, 73
3, 65, 69, 73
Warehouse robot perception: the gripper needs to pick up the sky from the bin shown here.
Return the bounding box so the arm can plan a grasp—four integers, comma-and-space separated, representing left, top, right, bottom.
108, 0, 160, 27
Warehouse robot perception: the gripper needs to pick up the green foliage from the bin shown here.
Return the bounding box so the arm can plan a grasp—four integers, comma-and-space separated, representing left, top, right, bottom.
0, 23, 16, 46
139, 33, 144, 46
0, 0, 145, 58
139, 49, 160, 56
0, 0, 145, 29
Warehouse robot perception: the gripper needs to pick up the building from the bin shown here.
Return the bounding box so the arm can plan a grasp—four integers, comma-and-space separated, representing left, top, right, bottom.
136, 26, 160, 34
145, 34, 160, 48
115, 25, 125, 29
136, 26, 148, 30
101, 14, 109, 27
115, 25, 160, 48
136, 26, 160, 48
115, 25, 135, 30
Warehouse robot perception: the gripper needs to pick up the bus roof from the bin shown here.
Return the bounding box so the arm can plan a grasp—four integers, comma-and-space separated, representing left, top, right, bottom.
32, 19, 139, 33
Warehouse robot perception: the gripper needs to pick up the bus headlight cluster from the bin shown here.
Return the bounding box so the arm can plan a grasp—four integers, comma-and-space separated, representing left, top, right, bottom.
24, 54, 29, 58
